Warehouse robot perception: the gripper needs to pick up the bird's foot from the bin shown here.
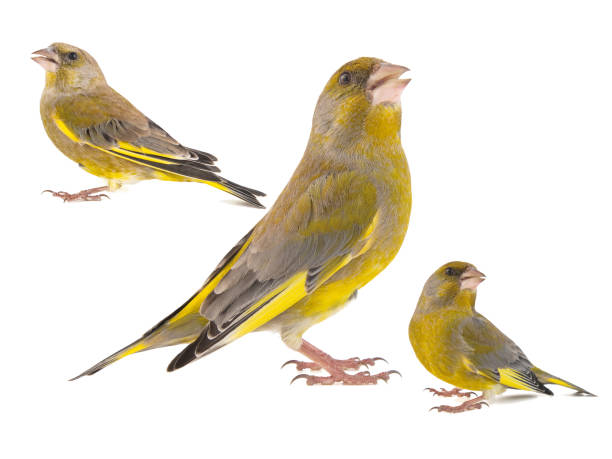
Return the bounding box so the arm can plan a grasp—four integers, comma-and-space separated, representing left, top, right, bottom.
43, 186, 110, 202
282, 356, 387, 372
425, 387, 477, 398
430, 395, 488, 413
285, 339, 399, 385
291, 370, 401, 386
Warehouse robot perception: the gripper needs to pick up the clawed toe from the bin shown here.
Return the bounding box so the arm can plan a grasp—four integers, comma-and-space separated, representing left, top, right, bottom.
430, 401, 488, 413
286, 341, 398, 386
358, 357, 388, 367
290, 370, 400, 386
282, 355, 388, 373
425, 387, 476, 398
282, 360, 323, 371
42, 186, 110, 202
430, 394, 488, 414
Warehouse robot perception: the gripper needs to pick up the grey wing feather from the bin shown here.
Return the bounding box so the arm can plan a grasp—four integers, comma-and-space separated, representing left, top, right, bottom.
76, 117, 219, 171
167, 172, 378, 370
460, 314, 533, 373
200, 172, 377, 328
459, 314, 552, 394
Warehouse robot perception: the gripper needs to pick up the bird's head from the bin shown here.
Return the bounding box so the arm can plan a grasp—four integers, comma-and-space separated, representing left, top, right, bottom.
420, 261, 486, 311
312, 57, 410, 143
32, 43, 106, 90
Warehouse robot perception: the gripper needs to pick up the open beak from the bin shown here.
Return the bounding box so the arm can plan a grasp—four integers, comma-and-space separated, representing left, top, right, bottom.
460, 266, 486, 291
367, 62, 410, 105
32, 47, 59, 72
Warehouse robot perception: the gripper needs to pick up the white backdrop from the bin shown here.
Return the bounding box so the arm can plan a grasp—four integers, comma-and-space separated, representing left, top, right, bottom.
2, 1, 610, 457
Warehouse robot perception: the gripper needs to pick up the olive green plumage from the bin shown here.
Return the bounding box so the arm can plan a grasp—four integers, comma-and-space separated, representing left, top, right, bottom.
409, 261, 594, 400
33, 42, 264, 206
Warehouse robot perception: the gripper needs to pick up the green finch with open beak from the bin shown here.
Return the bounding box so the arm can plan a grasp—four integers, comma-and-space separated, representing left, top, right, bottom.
32, 42, 265, 206
409, 261, 594, 413
71, 57, 412, 385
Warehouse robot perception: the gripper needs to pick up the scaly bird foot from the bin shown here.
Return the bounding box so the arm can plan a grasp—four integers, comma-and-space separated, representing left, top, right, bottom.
282, 356, 387, 372
291, 370, 401, 386
430, 395, 489, 413
43, 186, 110, 202
287, 340, 398, 386
425, 387, 477, 398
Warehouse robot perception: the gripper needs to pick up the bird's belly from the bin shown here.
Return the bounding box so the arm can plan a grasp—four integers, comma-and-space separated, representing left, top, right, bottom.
71, 145, 153, 183
265, 283, 358, 349
42, 117, 155, 184
268, 209, 410, 348
410, 315, 494, 391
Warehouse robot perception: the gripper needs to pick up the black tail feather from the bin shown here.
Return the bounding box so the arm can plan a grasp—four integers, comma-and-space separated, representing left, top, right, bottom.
110, 148, 265, 207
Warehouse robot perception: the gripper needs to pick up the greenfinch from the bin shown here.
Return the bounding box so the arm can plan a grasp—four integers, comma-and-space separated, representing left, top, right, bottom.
71, 57, 412, 385
409, 261, 594, 413
32, 43, 265, 206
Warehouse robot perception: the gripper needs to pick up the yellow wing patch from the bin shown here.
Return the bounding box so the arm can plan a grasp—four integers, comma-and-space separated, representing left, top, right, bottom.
231, 272, 309, 341
168, 234, 255, 326
227, 228, 377, 344
52, 113, 235, 191
53, 114, 183, 165
498, 368, 547, 394
356, 211, 380, 256
53, 116, 81, 142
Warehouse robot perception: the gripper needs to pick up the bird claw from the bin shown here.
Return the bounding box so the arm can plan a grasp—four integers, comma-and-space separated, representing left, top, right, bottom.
42, 186, 110, 202
425, 387, 477, 398
429, 393, 489, 414
290, 370, 399, 386
282, 360, 322, 371
430, 401, 489, 413
282, 356, 387, 372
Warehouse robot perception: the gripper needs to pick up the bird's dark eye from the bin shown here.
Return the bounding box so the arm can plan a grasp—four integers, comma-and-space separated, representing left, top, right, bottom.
67, 52, 78, 61
445, 267, 459, 276
339, 72, 351, 85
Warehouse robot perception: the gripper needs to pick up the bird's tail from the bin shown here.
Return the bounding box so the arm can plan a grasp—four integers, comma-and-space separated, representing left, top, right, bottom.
70, 229, 255, 380
149, 157, 266, 208
203, 176, 267, 209
70, 292, 209, 380
532, 367, 596, 396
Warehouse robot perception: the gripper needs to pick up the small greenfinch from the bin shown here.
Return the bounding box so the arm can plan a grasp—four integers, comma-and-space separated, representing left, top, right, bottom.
72, 57, 412, 385
409, 261, 594, 413
32, 43, 264, 206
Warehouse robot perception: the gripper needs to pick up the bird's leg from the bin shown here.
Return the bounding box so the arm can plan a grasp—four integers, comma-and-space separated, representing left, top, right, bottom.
425, 387, 477, 398
430, 394, 489, 413
287, 340, 399, 385
43, 186, 110, 202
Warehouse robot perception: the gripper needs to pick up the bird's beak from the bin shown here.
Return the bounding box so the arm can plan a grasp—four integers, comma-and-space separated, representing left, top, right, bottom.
32, 47, 59, 72
367, 62, 411, 105
460, 266, 486, 291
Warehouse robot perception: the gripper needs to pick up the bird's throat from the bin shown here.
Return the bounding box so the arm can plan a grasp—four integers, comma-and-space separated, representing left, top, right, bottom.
365, 104, 402, 141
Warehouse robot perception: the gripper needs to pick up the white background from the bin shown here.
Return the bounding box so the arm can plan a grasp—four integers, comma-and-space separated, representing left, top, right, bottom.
2, 1, 610, 457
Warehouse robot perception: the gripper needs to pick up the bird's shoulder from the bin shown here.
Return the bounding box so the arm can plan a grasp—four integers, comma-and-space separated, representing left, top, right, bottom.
259, 169, 378, 239
459, 312, 532, 372
53, 86, 148, 131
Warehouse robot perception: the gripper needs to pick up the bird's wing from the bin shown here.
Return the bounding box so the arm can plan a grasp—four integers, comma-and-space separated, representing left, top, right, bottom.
53, 90, 218, 168
51, 90, 264, 206
459, 314, 553, 395
167, 171, 380, 370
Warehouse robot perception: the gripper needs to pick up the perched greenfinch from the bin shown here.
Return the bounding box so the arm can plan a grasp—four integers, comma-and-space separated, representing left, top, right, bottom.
32, 43, 265, 206
409, 261, 594, 413
71, 57, 412, 384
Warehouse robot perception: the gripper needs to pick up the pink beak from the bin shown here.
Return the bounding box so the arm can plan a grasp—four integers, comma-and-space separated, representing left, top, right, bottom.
460, 266, 486, 291
32, 47, 59, 72
367, 62, 410, 105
